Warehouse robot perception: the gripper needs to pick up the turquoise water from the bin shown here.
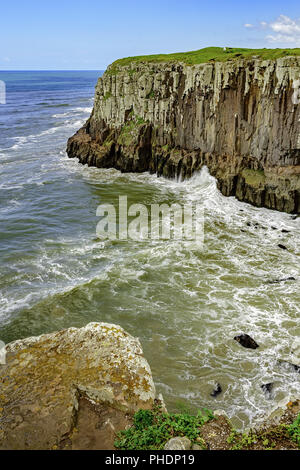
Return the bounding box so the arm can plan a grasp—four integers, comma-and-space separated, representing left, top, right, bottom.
0, 71, 299, 429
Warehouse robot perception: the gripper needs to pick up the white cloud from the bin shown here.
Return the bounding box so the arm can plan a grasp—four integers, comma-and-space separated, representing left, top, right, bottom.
269, 15, 300, 35
266, 33, 299, 44
245, 15, 300, 45
244, 23, 253, 28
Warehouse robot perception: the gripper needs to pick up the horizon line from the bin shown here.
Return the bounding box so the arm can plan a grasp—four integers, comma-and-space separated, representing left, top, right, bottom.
0, 69, 106, 72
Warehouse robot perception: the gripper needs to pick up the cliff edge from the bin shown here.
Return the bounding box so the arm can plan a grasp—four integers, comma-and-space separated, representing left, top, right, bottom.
67, 48, 300, 213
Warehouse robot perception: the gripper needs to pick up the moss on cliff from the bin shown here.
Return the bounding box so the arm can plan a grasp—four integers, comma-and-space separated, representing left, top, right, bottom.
117, 114, 147, 146
241, 169, 266, 188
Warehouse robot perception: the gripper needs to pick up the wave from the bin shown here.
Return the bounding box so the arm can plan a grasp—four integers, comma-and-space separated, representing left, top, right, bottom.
1, 119, 86, 152
52, 106, 92, 118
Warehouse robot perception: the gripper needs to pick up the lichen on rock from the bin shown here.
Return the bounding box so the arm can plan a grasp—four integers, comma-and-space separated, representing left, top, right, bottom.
0, 322, 155, 450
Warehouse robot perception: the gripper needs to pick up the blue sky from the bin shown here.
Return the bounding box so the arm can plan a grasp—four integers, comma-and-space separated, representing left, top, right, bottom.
1, 0, 300, 70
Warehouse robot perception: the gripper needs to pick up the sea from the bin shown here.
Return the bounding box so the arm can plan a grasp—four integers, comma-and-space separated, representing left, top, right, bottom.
0, 70, 299, 429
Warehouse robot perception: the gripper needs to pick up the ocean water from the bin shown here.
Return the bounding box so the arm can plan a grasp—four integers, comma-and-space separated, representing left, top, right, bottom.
0, 71, 299, 429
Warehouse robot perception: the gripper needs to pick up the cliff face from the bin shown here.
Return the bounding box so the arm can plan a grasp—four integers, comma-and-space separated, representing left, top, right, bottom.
67, 57, 300, 213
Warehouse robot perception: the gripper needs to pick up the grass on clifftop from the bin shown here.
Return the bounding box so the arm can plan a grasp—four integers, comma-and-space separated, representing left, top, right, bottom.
109, 46, 300, 71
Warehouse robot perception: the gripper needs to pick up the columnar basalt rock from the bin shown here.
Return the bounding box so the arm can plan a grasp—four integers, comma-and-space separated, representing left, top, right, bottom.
67, 57, 300, 213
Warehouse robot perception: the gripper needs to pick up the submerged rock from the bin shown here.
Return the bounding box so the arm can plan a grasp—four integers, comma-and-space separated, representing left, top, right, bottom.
261, 383, 274, 396
234, 334, 259, 349
291, 339, 300, 365
267, 277, 296, 284
278, 340, 300, 375
278, 244, 288, 250
278, 359, 300, 373
210, 383, 222, 398
0, 323, 156, 450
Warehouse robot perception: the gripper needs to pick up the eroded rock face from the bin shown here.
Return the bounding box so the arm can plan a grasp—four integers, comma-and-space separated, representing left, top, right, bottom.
0, 323, 155, 450
67, 57, 300, 213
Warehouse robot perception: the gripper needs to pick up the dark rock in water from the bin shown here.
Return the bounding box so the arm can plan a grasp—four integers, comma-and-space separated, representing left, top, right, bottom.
261, 383, 274, 396
281, 229, 290, 233
234, 334, 259, 349
278, 244, 287, 250
210, 383, 222, 398
246, 222, 251, 227
291, 215, 298, 220
267, 277, 296, 284
271, 226, 277, 230
278, 359, 300, 373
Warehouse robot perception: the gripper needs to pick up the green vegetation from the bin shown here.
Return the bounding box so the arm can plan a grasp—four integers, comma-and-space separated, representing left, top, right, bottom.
108, 46, 300, 72
103, 91, 112, 101
114, 405, 214, 450
287, 413, 300, 447
117, 120, 137, 146
114, 408, 300, 451
146, 89, 155, 99
227, 414, 300, 450
117, 114, 147, 146
227, 430, 264, 450
128, 68, 137, 77
241, 168, 266, 187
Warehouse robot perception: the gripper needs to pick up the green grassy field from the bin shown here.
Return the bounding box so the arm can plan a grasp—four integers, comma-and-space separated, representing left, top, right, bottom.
110, 46, 300, 69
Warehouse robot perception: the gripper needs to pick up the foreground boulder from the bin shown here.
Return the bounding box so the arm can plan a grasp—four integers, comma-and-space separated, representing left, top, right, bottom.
0, 323, 156, 450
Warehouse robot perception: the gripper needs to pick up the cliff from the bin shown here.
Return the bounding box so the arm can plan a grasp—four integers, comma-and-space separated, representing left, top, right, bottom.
67, 50, 300, 213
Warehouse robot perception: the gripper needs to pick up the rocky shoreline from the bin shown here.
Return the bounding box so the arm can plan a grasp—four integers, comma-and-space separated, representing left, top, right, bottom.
0, 323, 299, 450
67, 57, 300, 214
